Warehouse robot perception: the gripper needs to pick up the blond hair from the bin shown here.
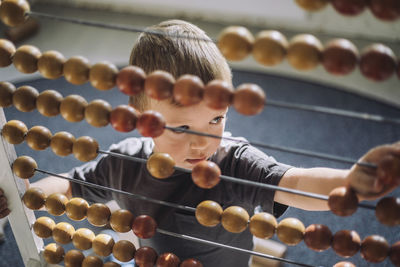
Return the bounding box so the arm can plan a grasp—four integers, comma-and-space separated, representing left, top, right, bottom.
129, 19, 232, 111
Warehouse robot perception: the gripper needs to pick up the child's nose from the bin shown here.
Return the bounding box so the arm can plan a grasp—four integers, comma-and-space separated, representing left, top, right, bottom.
189, 134, 208, 149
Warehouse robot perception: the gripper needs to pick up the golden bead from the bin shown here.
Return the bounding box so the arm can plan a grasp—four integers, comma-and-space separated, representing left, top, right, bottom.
92, 234, 115, 257
0, 39, 16, 67
287, 34, 322, 71
195, 200, 223, 227
50, 131, 75, 157
37, 50, 66, 79
295, 0, 329, 11
87, 203, 111, 227
110, 209, 134, 233
12, 85, 38, 112
0, 0, 30, 27
0, 81, 16, 107
13, 44, 41, 73
60, 94, 88, 122
52, 222, 75, 244
72, 228, 95, 250
33, 216, 55, 239
112, 240, 136, 262
12, 155, 37, 179
25, 125, 52, 151
221, 206, 249, 233
146, 152, 175, 179
218, 26, 254, 61
63, 56, 91, 85
65, 197, 89, 221
82, 255, 103, 267
43, 243, 64, 264
89, 61, 118, 90
72, 136, 99, 162
276, 218, 305, 246
253, 30, 288, 66
249, 212, 277, 239
1, 119, 27, 144
45, 193, 68, 216
64, 249, 85, 267
36, 89, 63, 117
22, 187, 46, 210
85, 99, 112, 127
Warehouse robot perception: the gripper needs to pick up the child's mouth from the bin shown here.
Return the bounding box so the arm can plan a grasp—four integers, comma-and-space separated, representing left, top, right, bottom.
185, 157, 206, 165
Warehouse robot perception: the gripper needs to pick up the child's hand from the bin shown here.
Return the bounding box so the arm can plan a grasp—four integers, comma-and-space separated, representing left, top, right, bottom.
348, 142, 400, 200
0, 188, 11, 218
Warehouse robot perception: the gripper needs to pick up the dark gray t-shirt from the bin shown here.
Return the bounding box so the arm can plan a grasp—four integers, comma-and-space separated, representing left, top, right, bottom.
70, 136, 291, 267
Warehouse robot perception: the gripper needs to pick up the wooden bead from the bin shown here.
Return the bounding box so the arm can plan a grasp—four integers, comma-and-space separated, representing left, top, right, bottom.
173, 74, 204, 106
33, 216, 55, 238
110, 104, 139, 132
13, 45, 41, 73
63, 56, 91, 85
132, 215, 157, 239
377, 154, 400, 186
218, 26, 254, 61
304, 224, 332, 251
322, 39, 358, 76
112, 240, 136, 262
191, 160, 221, 189
84, 99, 112, 127
103, 262, 121, 267
287, 34, 322, 71
72, 228, 95, 250
295, 0, 328, 11
221, 206, 249, 233
52, 222, 75, 244
50, 131, 75, 157
65, 197, 89, 221
1, 119, 27, 144
360, 44, 396, 82
333, 262, 356, 267
12, 85, 38, 112
361, 235, 389, 263
390, 241, 400, 267
89, 61, 118, 90
60, 94, 88, 122
45, 193, 68, 216
146, 152, 175, 179
82, 255, 103, 267
136, 110, 166, 138
332, 230, 360, 257
117, 65, 146, 96
36, 90, 63, 117
249, 212, 277, 239
253, 30, 288, 66
12, 155, 37, 179
0, 39, 15, 67
64, 249, 85, 267
180, 259, 203, 267
156, 252, 180, 267
328, 186, 358, 216
369, 0, 400, 21
0, 0, 30, 27
37, 50, 66, 79
276, 218, 305, 246
43, 243, 64, 264
331, 0, 367, 16
110, 209, 134, 233
0, 82, 16, 107
135, 246, 157, 266
203, 80, 233, 110
26, 125, 52, 150
87, 203, 111, 227
233, 83, 265, 116
195, 200, 223, 227
92, 234, 115, 257
375, 197, 400, 226
72, 136, 99, 162
144, 70, 175, 100
22, 187, 46, 210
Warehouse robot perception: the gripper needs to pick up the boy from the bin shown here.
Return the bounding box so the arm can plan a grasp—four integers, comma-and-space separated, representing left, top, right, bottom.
0, 20, 399, 266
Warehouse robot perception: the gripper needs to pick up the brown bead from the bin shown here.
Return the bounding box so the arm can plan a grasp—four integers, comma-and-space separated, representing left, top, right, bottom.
331, 0, 367, 16
253, 30, 288, 66
87, 203, 111, 227
375, 197, 400, 226
295, 0, 329, 11
132, 215, 157, 239
156, 252, 180, 267
276, 218, 305, 246
92, 234, 115, 257
64, 249, 85, 267
233, 83, 265, 116
110, 104, 139, 132
332, 262, 356, 267
82, 255, 103, 267
50, 131, 75, 157
332, 230, 361, 257
135, 246, 158, 266
103, 262, 121, 267
203, 80, 233, 110
60, 94, 88, 122
33, 216, 55, 238
0, 81, 16, 107
72, 228, 95, 250
144, 70, 175, 100
65, 197, 89, 221
117, 65, 146, 96
136, 110, 166, 138
180, 259, 203, 267
1, 119, 27, 144
0, 39, 15, 67
322, 39, 358, 76
173, 75, 204, 106
110, 209, 134, 233
360, 44, 396, 82
43, 243, 64, 264
52, 222, 75, 244
0, 0, 30, 27
37, 50, 66, 79
221, 206, 249, 233
390, 241, 400, 267
195, 200, 223, 227
191, 160, 221, 189
304, 224, 332, 251
112, 240, 136, 262
89, 61, 118, 90
328, 186, 358, 216
249, 212, 277, 239
64, 56, 91, 85
85, 99, 112, 127
22, 187, 46, 210
72, 136, 99, 162
369, 0, 400, 21
218, 26, 254, 61
45, 193, 68, 216
36, 90, 63, 117
146, 152, 175, 179
25, 125, 52, 150
361, 235, 389, 263
12, 155, 37, 179
12, 85, 38, 112
13, 45, 41, 73
287, 34, 322, 71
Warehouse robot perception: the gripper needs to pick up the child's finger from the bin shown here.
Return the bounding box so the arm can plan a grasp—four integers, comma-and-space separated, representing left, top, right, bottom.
0, 208, 10, 218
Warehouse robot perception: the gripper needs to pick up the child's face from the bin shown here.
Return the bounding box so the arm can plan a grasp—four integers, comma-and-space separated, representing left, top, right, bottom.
148, 99, 228, 169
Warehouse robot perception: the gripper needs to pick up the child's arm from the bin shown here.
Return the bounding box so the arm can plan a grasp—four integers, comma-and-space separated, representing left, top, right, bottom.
27, 175, 72, 198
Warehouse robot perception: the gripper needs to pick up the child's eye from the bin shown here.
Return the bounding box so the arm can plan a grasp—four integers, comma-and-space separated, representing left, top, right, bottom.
210, 116, 225, 125
173, 125, 189, 133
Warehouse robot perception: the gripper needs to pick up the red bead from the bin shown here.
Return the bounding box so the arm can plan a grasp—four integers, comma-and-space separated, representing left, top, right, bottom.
331, 0, 367, 16
173, 75, 204, 106
332, 230, 361, 258
136, 110, 166, 138
359, 44, 396, 82
110, 105, 139, 132
117, 66, 146, 96
144, 70, 175, 100
203, 80, 233, 110
132, 215, 157, 239
390, 241, 400, 267
135, 246, 158, 267
369, 0, 400, 21
156, 253, 180, 267
180, 259, 203, 267
233, 84, 265, 116
191, 161, 221, 189
304, 224, 332, 251
375, 197, 400, 226
328, 186, 358, 216
361, 235, 389, 263
322, 39, 358, 76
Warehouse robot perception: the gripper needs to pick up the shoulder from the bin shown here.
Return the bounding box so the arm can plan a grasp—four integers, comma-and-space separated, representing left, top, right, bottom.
108, 137, 154, 158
